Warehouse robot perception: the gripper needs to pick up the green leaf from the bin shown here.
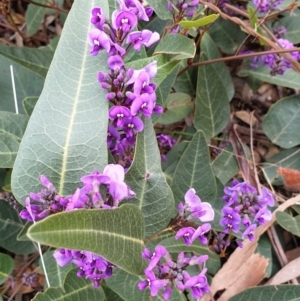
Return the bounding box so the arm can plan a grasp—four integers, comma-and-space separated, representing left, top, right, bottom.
262, 148, 300, 186
199, 33, 234, 102
238, 65, 300, 90
179, 14, 219, 28
0, 57, 44, 113
33, 268, 105, 301
25, 0, 46, 36
0, 202, 36, 254
156, 93, 193, 125
28, 204, 145, 275
154, 34, 196, 60
12, 0, 109, 205
22, 97, 38, 116
0, 253, 14, 285
0, 42, 55, 78
247, 7, 267, 45
170, 131, 217, 206
276, 11, 300, 44
159, 237, 221, 275
263, 95, 300, 149
276, 211, 300, 237
194, 44, 230, 138
208, 18, 246, 54
229, 285, 300, 301
125, 118, 174, 237
0, 112, 28, 168
102, 282, 125, 301
146, 0, 172, 20
212, 145, 239, 185
39, 251, 73, 288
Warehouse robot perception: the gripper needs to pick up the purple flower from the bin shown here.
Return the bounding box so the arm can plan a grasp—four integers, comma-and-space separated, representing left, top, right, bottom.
242, 224, 257, 241
107, 55, 123, 71
220, 206, 241, 233
114, 10, 137, 32
109, 106, 132, 127
53, 249, 73, 266
191, 224, 211, 244
126, 61, 157, 85
144, 245, 168, 271
126, 30, 160, 51
123, 116, 144, 137
131, 93, 155, 117
88, 29, 111, 55
138, 270, 168, 297
184, 269, 209, 299
257, 187, 274, 207
90, 7, 105, 30
175, 227, 195, 245
254, 207, 272, 225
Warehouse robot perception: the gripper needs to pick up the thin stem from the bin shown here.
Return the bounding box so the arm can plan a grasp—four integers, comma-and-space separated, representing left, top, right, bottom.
144, 227, 175, 244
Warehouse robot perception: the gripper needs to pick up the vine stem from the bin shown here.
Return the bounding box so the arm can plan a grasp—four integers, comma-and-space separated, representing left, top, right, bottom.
144, 226, 175, 244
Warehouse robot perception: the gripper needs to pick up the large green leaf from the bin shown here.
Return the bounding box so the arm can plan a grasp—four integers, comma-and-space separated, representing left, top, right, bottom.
156, 92, 193, 125
263, 95, 300, 149
238, 65, 300, 90
0, 253, 14, 285
154, 34, 196, 60
125, 118, 174, 237
22, 97, 39, 116
194, 48, 230, 138
0, 41, 55, 78
0, 202, 36, 254
229, 285, 300, 301
200, 34, 234, 102
170, 131, 217, 206
25, 0, 46, 36
208, 18, 246, 54
33, 269, 105, 301
39, 251, 73, 288
12, 0, 109, 205
0, 112, 28, 168
276, 211, 300, 237
262, 148, 300, 185
28, 205, 145, 275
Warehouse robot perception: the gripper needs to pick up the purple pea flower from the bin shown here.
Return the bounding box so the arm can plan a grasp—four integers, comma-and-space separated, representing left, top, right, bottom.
184, 269, 210, 299
191, 223, 211, 244
109, 105, 132, 127
242, 224, 257, 241
131, 93, 155, 117
220, 206, 241, 233
126, 30, 160, 51
88, 29, 111, 55
107, 55, 123, 71
90, 6, 105, 30
175, 227, 195, 246
114, 10, 137, 32
143, 245, 168, 271
53, 249, 73, 266
123, 116, 144, 137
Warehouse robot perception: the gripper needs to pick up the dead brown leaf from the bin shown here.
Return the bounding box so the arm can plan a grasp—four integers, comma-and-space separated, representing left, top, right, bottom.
266, 256, 300, 285
235, 110, 258, 126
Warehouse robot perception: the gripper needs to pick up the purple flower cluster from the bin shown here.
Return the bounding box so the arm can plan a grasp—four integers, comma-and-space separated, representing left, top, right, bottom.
253, 0, 283, 13
252, 38, 300, 76
19, 164, 135, 287
138, 245, 209, 300
156, 134, 176, 162
175, 188, 214, 246
88, 1, 162, 165
218, 180, 274, 248
53, 249, 115, 288
167, 0, 200, 33
273, 26, 287, 39
20, 164, 134, 222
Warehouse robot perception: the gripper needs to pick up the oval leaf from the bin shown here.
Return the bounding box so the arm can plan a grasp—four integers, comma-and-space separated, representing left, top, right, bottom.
179, 14, 219, 28
125, 118, 174, 237
12, 0, 110, 205
276, 211, 300, 237
27, 204, 146, 275
263, 95, 300, 149
0, 253, 14, 285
